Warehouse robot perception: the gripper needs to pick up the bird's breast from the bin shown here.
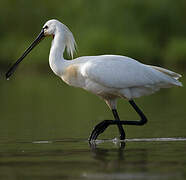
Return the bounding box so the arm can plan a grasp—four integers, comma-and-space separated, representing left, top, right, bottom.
62, 64, 85, 87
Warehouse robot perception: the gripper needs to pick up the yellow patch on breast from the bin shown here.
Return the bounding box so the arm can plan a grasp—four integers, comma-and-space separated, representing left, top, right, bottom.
63, 65, 79, 84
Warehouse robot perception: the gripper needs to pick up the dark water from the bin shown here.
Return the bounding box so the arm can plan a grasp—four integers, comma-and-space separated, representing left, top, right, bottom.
0, 72, 186, 179
0, 138, 186, 180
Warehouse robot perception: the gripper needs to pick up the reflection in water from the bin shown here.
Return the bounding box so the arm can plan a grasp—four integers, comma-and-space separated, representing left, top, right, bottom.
82, 172, 182, 180
89, 141, 149, 173
84, 140, 183, 180
0, 139, 185, 180
89, 141, 126, 173
89, 141, 125, 161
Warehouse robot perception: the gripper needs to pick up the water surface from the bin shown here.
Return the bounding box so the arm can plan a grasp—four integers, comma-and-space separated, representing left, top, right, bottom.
0, 138, 186, 180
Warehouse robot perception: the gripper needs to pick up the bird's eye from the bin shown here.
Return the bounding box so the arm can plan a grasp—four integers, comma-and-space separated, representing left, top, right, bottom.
44, 25, 48, 29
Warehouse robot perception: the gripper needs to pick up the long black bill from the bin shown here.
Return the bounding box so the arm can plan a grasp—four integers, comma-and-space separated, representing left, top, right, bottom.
5, 28, 45, 79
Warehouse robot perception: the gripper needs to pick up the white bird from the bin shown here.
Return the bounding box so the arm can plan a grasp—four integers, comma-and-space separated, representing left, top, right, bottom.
6, 19, 182, 141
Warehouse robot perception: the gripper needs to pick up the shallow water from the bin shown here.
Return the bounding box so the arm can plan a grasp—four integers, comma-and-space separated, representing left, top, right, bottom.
0, 138, 186, 180
0, 72, 186, 179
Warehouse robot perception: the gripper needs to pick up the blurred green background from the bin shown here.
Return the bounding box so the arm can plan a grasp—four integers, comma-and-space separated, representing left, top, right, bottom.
0, 0, 185, 142
1, 0, 186, 69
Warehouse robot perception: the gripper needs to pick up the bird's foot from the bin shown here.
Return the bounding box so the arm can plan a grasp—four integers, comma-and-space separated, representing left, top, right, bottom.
120, 133, 125, 140
89, 120, 114, 141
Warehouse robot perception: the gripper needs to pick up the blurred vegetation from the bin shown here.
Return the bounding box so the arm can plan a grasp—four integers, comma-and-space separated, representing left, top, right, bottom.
0, 0, 186, 71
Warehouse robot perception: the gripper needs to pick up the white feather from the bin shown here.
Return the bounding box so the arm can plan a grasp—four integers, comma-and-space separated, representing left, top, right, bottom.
63, 24, 76, 59
44, 19, 182, 106
77, 55, 182, 99
148, 65, 182, 80
80, 55, 182, 88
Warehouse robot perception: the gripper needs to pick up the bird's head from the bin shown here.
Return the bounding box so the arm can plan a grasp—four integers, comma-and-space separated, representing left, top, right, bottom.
6, 19, 76, 79
43, 19, 62, 37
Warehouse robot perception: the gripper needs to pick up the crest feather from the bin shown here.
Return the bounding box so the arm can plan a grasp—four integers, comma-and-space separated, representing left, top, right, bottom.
63, 24, 77, 59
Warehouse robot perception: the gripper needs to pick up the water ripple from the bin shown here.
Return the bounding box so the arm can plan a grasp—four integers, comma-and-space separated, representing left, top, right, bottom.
30, 137, 186, 144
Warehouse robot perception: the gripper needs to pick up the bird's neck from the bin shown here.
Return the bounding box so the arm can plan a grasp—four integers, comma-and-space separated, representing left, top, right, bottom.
49, 32, 67, 76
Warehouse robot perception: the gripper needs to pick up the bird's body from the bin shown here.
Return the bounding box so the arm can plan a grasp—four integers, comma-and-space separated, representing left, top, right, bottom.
48, 21, 182, 109
51, 54, 182, 109
6, 19, 182, 141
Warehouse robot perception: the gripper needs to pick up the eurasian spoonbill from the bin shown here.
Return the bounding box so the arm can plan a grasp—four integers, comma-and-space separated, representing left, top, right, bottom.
6, 19, 182, 141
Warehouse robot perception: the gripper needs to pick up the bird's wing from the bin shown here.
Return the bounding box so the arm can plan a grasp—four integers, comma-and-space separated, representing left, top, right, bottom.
80, 55, 178, 89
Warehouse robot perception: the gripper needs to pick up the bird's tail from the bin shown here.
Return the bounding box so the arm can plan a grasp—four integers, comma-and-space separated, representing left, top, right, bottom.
148, 65, 183, 87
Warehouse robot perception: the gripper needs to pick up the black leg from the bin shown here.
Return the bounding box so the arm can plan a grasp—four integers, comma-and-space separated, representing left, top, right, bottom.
122, 100, 148, 125
112, 109, 125, 140
89, 99, 147, 141
111, 100, 148, 126
89, 120, 115, 141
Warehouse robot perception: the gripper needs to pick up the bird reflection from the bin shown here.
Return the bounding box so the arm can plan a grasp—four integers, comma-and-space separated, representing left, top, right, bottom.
89, 141, 125, 169
89, 141, 148, 172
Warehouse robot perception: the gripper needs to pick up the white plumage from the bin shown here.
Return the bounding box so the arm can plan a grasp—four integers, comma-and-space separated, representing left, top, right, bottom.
6, 19, 183, 141
43, 19, 182, 109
